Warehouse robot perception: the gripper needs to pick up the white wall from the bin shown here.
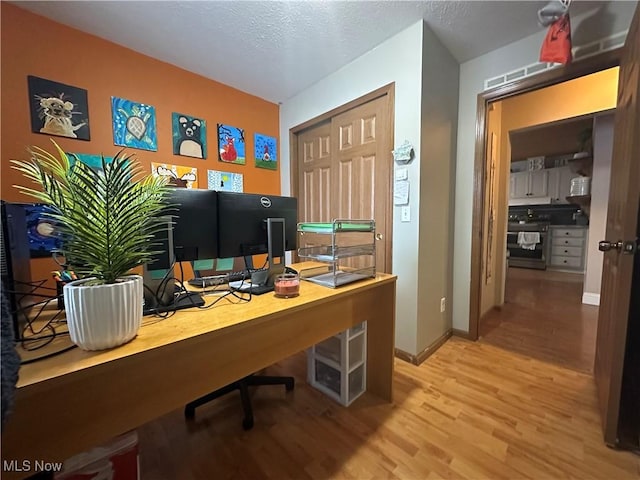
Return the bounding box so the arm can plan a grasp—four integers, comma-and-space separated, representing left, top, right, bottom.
280, 21, 424, 354
417, 26, 459, 348
583, 113, 615, 304
452, 1, 637, 332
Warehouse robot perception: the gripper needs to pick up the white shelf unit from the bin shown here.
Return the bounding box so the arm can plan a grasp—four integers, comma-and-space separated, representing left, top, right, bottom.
307, 322, 367, 406
297, 220, 376, 288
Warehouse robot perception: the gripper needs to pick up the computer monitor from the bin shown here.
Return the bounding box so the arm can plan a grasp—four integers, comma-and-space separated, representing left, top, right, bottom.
167, 188, 218, 262
216, 192, 298, 259
143, 188, 217, 314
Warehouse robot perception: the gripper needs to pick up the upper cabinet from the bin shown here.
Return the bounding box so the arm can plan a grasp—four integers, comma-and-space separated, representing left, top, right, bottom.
549, 165, 574, 203
508, 113, 600, 206
510, 170, 549, 200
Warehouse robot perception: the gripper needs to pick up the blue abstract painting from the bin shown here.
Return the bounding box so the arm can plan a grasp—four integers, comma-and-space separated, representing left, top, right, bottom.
254, 133, 277, 170
111, 97, 157, 151
67, 153, 114, 172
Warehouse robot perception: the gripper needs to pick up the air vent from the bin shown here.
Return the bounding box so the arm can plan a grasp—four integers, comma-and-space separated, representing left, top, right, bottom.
484, 30, 628, 91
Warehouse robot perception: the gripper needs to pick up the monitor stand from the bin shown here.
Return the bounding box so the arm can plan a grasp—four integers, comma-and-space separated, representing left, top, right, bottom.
234, 218, 285, 295
142, 217, 205, 315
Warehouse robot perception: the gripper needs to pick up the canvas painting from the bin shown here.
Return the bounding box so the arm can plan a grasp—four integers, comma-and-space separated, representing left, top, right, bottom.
207, 170, 244, 193
151, 162, 198, 189
27, 76, 90, 141
19, 203, 64, 258
111, 97, 157, 151
217, 124, 245, 165
68, 153, 115, 173
254, 133, 277, 170
172, 113, 206, 159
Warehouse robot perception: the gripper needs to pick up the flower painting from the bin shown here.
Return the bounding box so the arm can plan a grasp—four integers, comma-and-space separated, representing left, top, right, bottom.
172, 113, 206, 159
27, 76, 90, 141
254, 133, 277, 170
151, 162, 198, 189
217, 124, 245, 165
111, 97, 157, 151
207, 170, 243, 193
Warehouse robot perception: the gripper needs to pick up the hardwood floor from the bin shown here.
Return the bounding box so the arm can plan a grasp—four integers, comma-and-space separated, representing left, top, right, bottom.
137, 339, 638, 479
480, 267, 598, 372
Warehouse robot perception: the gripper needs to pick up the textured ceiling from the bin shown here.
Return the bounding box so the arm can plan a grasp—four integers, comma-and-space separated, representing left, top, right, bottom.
14, 1, 608, 103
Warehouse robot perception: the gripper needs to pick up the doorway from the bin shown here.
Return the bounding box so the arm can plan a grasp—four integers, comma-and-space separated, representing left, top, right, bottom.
469, 6, 640, 447
477, 70, 619, 372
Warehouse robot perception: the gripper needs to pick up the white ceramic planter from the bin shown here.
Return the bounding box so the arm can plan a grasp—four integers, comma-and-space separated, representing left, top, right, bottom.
63, 275, 143, 351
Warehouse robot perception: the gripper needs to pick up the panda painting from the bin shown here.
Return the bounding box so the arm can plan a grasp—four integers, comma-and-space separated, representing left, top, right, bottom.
172, 113, 207, 159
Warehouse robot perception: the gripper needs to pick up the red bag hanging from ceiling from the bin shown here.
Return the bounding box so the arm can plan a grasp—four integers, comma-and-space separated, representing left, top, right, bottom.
540, 14, 573, 64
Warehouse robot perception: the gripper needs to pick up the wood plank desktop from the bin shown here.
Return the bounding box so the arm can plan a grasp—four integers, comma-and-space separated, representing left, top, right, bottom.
1, 264, 396, 475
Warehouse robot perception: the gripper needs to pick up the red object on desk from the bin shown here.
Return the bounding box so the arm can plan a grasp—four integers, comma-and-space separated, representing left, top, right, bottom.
274, 274, 300, 298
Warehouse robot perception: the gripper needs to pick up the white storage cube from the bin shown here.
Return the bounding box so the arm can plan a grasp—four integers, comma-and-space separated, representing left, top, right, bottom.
307, 321, 367, 406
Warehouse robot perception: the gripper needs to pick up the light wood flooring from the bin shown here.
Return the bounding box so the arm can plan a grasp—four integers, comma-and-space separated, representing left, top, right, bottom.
137, 338, 639, 479
480, 267, 598, 373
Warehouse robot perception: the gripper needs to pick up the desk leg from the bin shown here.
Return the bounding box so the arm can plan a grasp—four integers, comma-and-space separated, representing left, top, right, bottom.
365, 282, 395, 401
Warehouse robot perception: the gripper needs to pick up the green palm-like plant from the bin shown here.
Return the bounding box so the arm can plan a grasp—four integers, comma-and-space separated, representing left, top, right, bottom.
12, 139, 170, 284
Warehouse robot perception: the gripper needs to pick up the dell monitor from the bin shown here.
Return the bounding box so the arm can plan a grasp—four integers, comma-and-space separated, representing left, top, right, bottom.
217, 192, 297, 292
216, 192, 297, 259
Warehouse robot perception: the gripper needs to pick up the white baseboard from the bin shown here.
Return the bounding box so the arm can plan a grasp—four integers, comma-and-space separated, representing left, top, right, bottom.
582, 292, 600, 306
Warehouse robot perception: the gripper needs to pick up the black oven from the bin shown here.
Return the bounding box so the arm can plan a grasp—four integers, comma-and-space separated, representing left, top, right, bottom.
507, 222, 549, 270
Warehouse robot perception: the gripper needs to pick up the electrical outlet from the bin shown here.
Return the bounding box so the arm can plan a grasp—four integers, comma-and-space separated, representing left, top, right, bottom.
401, 206, 410, 222
440, 297, 446, 313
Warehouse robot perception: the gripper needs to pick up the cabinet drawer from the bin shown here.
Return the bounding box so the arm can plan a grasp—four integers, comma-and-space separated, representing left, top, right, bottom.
552, 236, 584, 247
551, 245, 583, 257
552, 228, 586, 238
550, 255, 583, 268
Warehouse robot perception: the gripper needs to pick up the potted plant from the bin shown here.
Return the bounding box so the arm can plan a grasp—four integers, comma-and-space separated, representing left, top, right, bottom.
12, 139, 170, 350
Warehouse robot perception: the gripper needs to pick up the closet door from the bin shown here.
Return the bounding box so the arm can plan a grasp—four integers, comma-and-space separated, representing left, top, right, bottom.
295, 90, 393, 274
331, 96, 391, 273
297, 120, 332, 224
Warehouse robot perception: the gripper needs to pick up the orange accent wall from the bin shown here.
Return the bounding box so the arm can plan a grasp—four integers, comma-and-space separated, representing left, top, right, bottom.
1, 3, 280, 285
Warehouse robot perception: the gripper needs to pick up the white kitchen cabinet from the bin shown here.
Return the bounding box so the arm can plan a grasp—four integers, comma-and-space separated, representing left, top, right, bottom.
547, 166, 574, 204
510, 170, 549, 200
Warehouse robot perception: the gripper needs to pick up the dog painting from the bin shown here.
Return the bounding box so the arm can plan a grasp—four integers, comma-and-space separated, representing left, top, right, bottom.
28, 76, 90, 141
172, 113, 206, 159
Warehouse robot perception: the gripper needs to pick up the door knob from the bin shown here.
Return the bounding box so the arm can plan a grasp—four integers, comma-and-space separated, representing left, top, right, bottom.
598, 239, 638, 254
376, 233, 383, 240
599, 240, 623, 252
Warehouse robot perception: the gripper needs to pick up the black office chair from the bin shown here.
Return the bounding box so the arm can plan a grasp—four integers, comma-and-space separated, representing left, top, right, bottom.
184, 373, 294, 430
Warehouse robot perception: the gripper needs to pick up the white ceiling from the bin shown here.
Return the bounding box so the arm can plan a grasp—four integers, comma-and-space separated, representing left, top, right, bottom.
14, 0, 609, 104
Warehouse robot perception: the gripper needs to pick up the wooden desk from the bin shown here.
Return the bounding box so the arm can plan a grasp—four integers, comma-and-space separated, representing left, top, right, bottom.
1, 267, 396, 476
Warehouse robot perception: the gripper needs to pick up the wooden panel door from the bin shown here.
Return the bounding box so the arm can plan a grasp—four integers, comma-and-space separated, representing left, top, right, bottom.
297, 120, 332, 224
331, 96, 391, 273
594, 3, 639, 447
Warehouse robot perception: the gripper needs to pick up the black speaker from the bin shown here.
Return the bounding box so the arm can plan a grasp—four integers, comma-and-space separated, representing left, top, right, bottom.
1, 202, 32, 340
